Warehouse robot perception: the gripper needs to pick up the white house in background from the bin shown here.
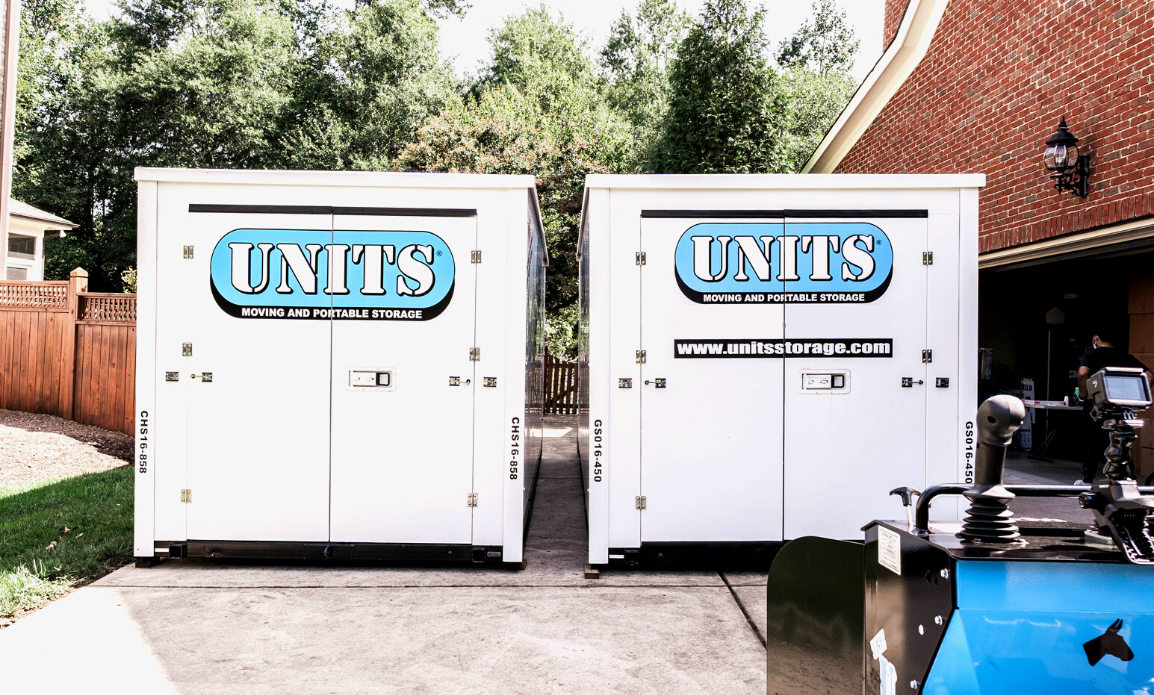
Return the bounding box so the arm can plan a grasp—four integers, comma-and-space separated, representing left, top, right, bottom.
5, 199, 76, 280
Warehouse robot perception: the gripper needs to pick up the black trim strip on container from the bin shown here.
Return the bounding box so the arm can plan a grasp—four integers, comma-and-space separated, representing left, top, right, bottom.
334, 207, 476, 218
189, 204, 477, 217
640, 209, 928, 219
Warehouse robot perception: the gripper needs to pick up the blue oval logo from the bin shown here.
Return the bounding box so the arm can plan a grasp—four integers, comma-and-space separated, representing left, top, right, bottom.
210, 229, 455, 320
673, 222, 893, 303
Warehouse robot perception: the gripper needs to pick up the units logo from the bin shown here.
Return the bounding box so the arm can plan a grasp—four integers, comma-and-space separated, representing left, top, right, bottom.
210, 229, 454, 320
673, 222, 893, 304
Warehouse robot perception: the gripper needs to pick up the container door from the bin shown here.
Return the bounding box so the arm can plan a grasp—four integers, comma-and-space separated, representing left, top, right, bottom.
639, 216, 785, 543
186, 210, 333, 542
783, 214, 928, 540
329, 213, 477, 544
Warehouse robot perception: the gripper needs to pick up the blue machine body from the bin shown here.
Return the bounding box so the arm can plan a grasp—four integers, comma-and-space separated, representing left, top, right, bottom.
925, 560, 1154, 694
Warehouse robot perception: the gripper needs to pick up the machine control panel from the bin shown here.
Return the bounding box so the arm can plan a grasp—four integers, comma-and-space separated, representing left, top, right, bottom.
799, 370, 850, 393
348, 368, 396, 391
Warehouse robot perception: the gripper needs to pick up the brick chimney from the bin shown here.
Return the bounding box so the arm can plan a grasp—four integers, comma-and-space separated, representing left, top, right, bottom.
883, 0, 913, 50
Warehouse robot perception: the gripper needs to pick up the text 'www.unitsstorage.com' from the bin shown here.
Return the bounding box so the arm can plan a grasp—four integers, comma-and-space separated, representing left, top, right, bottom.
673, 339, 893, 358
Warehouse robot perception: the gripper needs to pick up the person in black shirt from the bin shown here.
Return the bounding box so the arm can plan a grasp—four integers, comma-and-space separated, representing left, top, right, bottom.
1075, 325, 1152, 482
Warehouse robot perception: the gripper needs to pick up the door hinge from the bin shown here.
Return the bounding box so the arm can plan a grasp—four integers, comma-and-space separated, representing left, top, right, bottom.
636, 251, 646, 265
183, 245, 194, 260
180, 489, 191, 503
922, 349, 933, 363
467, 493, 478, 507
635, 496, 646, 510
182, 342, 192, 357
635, 350, 646, 364
471, 250, 482, 264
469, 347, 480, 361
922, 251, 933, 265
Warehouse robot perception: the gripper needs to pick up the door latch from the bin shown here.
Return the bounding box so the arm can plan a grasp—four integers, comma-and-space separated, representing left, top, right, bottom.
902, 377, 924, 387
190, 372, 212, 382
618, 378, 633, 389
644, 379, 666, 388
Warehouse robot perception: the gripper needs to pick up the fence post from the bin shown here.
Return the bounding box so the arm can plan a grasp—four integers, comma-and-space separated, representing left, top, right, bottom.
62, 267, 87, 419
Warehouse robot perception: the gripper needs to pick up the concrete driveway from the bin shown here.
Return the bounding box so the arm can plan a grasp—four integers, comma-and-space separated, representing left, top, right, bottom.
0, 419, 768, 694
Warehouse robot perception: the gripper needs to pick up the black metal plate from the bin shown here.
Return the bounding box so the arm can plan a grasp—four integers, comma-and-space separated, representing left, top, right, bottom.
864, 523, 955, 694
765, 537, 865, 695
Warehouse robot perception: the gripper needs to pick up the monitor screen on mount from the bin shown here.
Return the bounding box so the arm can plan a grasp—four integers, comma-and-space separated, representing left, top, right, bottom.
1103, 374, 1150, 404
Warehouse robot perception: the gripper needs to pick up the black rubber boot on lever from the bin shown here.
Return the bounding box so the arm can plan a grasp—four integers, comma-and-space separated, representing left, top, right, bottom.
957, 395, 1025, 543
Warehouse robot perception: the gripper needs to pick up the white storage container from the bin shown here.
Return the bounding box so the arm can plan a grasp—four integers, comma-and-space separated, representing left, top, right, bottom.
134, 169, 546, 566
577, 174, 984, 566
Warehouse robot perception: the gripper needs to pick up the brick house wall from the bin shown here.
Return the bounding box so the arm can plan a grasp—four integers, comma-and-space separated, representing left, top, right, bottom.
882, 0, 911, 51
837, 0, 1154, 254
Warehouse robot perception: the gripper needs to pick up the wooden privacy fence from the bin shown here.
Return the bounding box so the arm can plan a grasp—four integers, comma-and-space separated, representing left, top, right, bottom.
544, 353, 578, 415
0, 269, 136, 435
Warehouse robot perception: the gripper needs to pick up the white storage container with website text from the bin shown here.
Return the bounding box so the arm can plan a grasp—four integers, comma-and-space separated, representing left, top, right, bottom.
577, 174, 984, 566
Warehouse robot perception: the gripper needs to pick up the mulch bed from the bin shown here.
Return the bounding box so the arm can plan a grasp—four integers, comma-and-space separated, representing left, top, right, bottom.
0, 410, 131, 488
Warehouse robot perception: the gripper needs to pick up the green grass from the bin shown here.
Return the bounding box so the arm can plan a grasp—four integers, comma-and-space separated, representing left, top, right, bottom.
0, 466, 133, 618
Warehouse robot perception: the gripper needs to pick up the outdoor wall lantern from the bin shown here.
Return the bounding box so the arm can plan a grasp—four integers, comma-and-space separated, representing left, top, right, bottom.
1043, 117, 1091, 198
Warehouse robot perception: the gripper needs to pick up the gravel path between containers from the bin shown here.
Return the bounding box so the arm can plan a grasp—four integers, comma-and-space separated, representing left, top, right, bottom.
0, 410, 132, 488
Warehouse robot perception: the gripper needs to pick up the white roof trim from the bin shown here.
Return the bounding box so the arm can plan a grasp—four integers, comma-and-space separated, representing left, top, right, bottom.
583, 173, 984, 190
134, 167, 538, 189
802, 0, 952, 174
979, 217, 1154, 269
9, 198, 77, 229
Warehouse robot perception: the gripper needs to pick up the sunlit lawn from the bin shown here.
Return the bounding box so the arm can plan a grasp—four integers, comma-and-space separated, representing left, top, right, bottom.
0, 466, 133, 620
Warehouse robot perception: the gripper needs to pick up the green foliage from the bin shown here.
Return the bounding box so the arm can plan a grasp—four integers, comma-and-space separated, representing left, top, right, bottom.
399, 7, 632, 317
473, 5, 593, 113
16, 0, 456, 290
544, 303, 579, 358
781, 65, 856, 172
647, 0, 791, 174
0, 467, 134, 618
279, 0, 458, 170
599, 0, 690, 165
775, 0, 858, 75
776, 0, 859, 171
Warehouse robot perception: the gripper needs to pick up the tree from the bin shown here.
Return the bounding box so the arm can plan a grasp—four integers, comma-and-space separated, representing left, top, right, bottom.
15, 0, 459, 289
400, 7, 632, 356
775, 0, 858, 75
647, 0, 790, 174
599, 0, 690, 163
278, 0, 458, 170
776, 0, 859, 171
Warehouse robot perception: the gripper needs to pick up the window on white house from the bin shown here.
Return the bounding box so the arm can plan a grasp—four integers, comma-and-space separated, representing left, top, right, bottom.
6, 266, 28, 280
8, 235, 35, 260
